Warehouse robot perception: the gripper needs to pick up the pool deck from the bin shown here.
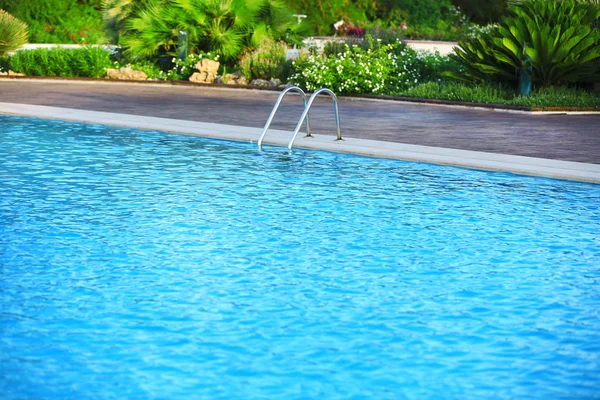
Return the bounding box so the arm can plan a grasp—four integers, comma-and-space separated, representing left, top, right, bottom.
1, 79, 599, 183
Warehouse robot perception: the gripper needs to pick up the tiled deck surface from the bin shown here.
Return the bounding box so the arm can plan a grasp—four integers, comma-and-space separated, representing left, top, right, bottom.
1, 79, 599, 164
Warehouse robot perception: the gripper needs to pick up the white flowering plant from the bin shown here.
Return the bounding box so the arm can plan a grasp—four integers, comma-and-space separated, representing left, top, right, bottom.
290, 36, 420, 95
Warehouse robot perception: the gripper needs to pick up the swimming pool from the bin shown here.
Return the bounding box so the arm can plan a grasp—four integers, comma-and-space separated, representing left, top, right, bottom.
1, 115, 599, 399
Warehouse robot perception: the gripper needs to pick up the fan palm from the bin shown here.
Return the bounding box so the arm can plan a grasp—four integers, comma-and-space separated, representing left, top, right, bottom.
116, 0, 295, 61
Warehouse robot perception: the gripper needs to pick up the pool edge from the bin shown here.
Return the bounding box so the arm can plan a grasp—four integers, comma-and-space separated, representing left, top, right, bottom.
2, 102, 599, 184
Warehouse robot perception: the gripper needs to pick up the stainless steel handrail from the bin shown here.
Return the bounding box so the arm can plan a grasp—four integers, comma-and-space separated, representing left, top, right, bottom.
257, 86, 311, 149
287, 88, 342, 150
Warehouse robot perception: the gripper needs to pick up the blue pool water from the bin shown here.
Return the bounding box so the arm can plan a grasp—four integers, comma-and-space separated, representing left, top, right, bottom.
1, 115, 599, 399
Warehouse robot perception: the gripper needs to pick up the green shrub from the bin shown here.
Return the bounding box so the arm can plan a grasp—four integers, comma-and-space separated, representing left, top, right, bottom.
291, 36, 420, 95
240, 38, 288, 81
7, 47, 112, 78
448, 0, 600, 87
1, 0, 106, 44
0, 9, 27, 56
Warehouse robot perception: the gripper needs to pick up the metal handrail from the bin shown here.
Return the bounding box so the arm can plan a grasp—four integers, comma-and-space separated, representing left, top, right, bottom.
257, 86, 311, 149
287, 88, 342, 150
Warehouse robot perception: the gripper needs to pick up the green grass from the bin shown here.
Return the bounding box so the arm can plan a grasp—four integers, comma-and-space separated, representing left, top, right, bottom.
398, 81, 600, 109
507, 86, 600, 109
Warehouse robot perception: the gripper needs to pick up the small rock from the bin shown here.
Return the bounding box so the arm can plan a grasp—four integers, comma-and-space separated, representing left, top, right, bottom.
214, 76, 224, 84
189, 71, 217, 83
106, 67, 147, 80
269, 78, 282, 87
189, 72, 203, 83
221, 71, 248, 85
194, 59, 220, 75
223, 73, 238, 84
190, 58, 220, 83
250, 79, 270, 87
0, 70, 25, 76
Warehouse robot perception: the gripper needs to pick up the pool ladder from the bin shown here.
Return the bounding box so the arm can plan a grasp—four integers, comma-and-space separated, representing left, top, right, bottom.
258, 86, 342, 151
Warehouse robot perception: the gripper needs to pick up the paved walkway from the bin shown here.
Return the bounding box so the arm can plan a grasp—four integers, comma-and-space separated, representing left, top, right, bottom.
1, 79, 599, 164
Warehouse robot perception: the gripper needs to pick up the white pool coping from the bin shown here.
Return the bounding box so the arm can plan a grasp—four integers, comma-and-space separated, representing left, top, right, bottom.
1, 102, 599, 184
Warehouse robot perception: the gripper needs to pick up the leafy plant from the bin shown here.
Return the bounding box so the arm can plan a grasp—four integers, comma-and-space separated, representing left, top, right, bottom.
0, 9, 27, 56
7, 47, 112, 78
240, 37, 288, 80
448, 0, 600, 86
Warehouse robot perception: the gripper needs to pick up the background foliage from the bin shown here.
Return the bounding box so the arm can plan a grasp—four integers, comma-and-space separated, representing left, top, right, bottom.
450, 0, 507, 24
0, 0, 106, 44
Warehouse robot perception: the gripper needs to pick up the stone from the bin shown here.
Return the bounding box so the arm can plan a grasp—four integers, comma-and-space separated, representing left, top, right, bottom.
0, 70, 25, 76
189, 72, 203, 83
194, 59, 219, 75
189, 59, 220, 83
221, 71, 248, 85
106, 67, 147, 81
269, 78, 282, 87
250, 79, 270, 87
223, 73, 238, 84
189, 71, 217, 83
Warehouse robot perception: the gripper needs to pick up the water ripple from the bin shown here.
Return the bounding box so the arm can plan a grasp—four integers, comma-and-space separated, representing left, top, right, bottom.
1, 115, 600, 399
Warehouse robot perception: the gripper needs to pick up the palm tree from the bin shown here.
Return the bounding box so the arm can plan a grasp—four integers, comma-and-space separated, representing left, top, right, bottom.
112, 0, 295, 60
